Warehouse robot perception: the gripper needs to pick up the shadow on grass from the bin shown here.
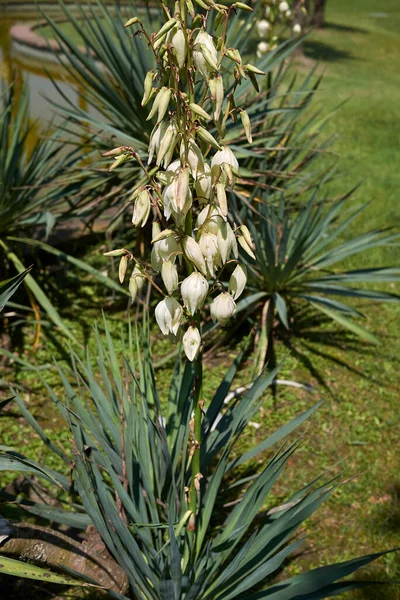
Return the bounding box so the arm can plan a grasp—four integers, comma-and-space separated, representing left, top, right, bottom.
302, 39, 357, 63
324, 21, 369, 35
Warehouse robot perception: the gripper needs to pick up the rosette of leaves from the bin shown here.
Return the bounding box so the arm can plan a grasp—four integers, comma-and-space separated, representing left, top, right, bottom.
42, 0, 333, 223
0, 83, 131, 344
234, 187, 400, 373
0, 318, 391, 598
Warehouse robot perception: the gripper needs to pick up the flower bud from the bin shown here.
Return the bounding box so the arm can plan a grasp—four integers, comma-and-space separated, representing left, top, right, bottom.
157, 119, 179, 167
256, 19, 270, 38
197, 126, 222, 151
132, 188, 151, 227
210, 292, 236, 325
181, 271, 209, 314
228, 264, 247, 300
189, 102, 212, 121
240, 224, 253, 248
104, 248, 126, 257
199, 231, 220, 278
148, 121, 168, 164
193, 31, 218, 79
209, 74, 224, 120
182, 236, 207, 276
157, 87, 172, 122
183, 326, 201, 361
154, 17, 177, 42
155, 296, 183, 336
240, 109, 252, 144
124, 16, 140, 27
129, 276, 137, 301
238, 235, 256, 259
119, 255, 129, 284
142, 70, 155, 106
161, 260, 179, 294
215, 182, 228, 216
169, 26, 187, 68
217, 221, 238, 263
195, 163, 212, 202
132, 264, 146, 292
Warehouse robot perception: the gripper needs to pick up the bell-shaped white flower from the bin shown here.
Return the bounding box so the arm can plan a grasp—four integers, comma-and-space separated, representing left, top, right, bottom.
181, 139, 204, 177
196, 205, 225, 235
182, 236, 207, 276
152, 236, 180, 272
193, 31, 218, 79
211, 146, 239, 189
195, 163, 212, 203
199, 230, 221, 278
132, 189, 151, 227
181, 271, 209, 315
163, 176, 192, 220
210, 292, 236, 325
183, 326, 201, 361
279, 1, 289, 12
256, 19, 270, 39
292, 23, 302, 34
129, 277, 137, 301
155, 297, 183, 336
132, 264, 146, 293
228, 264, 247, 300
257, 41, 269, 57
161, 260, 179, 295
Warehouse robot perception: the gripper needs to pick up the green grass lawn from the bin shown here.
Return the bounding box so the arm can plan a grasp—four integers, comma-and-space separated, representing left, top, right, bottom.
1, 0, 400, 598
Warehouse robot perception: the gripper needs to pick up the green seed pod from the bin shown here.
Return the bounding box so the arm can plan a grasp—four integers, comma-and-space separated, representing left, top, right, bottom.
197, 126, 222, 150
119, 255, 129, 283
142, 71, 155, 107
240, 109, 252, 144
189, 102, 212, 121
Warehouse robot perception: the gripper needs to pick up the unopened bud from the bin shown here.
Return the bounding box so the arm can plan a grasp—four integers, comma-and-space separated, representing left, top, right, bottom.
169, 26, 188, 68
193, 31, 218, 79
209, 74, 224, 121
182, 139, 205, 177
154, 18, 177, 42
124, 16, 139, 27
189, 102, 212, 121
142, 71, 155, 107
157, 119, 179, 167
161, 260, 179, 294
238, 235, 256, 259
210, 292, 236, 325
228, 264, 247, 300
129, 277, 137, 301
215, 182, 228, 216
132, 189, 151, 227
197, 127, 222, 150
240, 224, 253, 248
104, 248, 126, 257
183, 326, 201, 361
240, 110, 252, 144
181, 271, 209, 314
119, 255, 129, 284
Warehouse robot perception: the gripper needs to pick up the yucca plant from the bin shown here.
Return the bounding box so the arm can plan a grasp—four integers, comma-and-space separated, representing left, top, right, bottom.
233, 187, 400, 374
43, 0, 335, 225
0, 83, 130, 344
0, 318, 390, 598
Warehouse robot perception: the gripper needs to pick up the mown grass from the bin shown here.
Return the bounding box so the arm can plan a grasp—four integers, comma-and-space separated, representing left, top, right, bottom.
1, 0, 400, 598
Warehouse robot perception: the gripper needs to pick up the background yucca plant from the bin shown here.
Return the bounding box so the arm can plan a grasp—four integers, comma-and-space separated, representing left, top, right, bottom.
0, 318, 390, 598
233, 187, 400, 374
43, 0, 335, 226
0, 83, 130, 345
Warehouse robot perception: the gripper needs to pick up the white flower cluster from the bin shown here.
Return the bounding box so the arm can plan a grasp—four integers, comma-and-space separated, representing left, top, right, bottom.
104, 4, 263, 361
256, 0, 303, 57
